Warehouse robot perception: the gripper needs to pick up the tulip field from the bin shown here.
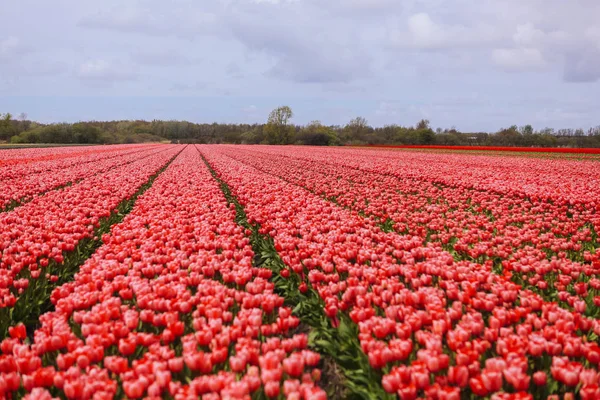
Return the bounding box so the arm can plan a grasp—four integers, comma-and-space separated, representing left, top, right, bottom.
1, 145, 599, 400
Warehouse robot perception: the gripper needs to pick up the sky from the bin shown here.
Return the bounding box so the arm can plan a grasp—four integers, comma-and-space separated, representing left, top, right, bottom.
1, 0, 599, 132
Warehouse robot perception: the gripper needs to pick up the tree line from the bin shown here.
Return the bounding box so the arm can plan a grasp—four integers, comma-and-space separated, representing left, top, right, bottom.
2, 109, 600, 148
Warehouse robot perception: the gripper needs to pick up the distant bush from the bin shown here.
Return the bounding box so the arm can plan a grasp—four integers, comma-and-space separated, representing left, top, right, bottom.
2, 109, 600, 147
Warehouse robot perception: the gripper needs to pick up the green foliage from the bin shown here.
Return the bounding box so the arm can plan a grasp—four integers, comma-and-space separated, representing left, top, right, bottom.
521, 124, 534, 135
8, 121, 165, 145
264, 106, 295, 144
0, 112, 16, 141
417, 128, 435, 144
240, 126, 264, 144
343, 116, 371, 143
415, 118, 430, 130
3, 112, 600, 147
298, 120, 340, 146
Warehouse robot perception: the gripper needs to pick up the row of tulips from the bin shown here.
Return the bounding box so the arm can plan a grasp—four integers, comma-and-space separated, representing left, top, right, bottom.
0, 145, 168, 211
201, 146, 600, 399
1, 146, 326, 399
249, 145, 600, 206
362, 145, 600, 156
214, 146, 600, 318
0, 145, 181, 333
0, 145, 150, 167
0, 145, 158, 181
199, 150, 389, 399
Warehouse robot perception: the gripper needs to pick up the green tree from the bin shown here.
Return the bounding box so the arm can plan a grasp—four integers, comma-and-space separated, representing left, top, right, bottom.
73, 123, 101, 143
521, 124, 534, 135
299, 121, 340, 146
414, 119, 435, 144
343, 117, 369, 143
416, 119, 430, 130
494, 125, 522, 146
264, 106, 295, 144
417, 129, 435, 144
380, 124, 400, 143
0, 113, 15, 141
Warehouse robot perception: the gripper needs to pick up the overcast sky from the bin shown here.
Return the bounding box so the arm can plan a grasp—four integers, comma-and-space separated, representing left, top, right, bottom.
1, 0, 599, 131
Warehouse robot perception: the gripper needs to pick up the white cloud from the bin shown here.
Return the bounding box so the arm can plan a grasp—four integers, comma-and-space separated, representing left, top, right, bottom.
492, 48, 546, 71
586, 26, 600, 48
407, 13, 446, 48
1, 0, 600, 128
78, 4, 219, 38
490, 21, 599, 79
131, 49, 193, 67
563, 51, 600, 82
375, 101, 402, 117
77, 60, 136, 81
0, 37, 23, 60
169, 81, 207, 93
389, 12, 499, 50
252, 0, 298, 3
513, 23, 545, 47
227, 3, 371, 84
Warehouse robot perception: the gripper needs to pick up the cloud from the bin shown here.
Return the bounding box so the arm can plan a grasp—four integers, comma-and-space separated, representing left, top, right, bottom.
372, 101, 432, 126
2, 0, 600, 129
533, 107, 589, 124
407, 13, 448, 49
488, 21, 599, 79
252, 0, 298, 3
267, 52, 364, 83
560, 27, 600, 82
21, 62, 68, 77
0, 36, 29, 60
241, 104, 262, 120
327, 0, 398, 15
492, 48, 546, 71
131, 49, 194, 67
1, 36, 66, 80
77, 60, 136, 81
79, 7, 166, 36
512, 23, 545, 47
78, 3, 219, 38
0, 37, 20, 58
80, 1, 372, 85
375, 101, 403, 117
242, 105, 258, 113
389, 12, 499, 50
587, 27, 600, 47
169, 81, 208, 93
563, 50, 600, 82
321, 82, 369, 94
227, 4, 370, 84
226, 62, 245, 79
